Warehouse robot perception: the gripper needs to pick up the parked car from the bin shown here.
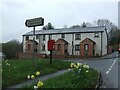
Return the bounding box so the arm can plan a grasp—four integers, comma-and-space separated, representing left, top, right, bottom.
0, 52, 6, 60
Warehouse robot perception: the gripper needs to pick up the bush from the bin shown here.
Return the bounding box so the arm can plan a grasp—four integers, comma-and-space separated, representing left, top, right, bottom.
2, 40, 22, 59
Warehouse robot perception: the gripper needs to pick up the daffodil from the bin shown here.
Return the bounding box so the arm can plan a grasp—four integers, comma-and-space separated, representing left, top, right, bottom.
86, 70, 89, 73
68, 68, 71, 70
76, 66, 79, 69
70, 63, 74, 68
27, 75, 30, 79
83, 64, 89, 69
36, 71, 40, 76
37, 81, 44, 87
74, 64, 77, 68
31, 75, 35, 79
77, 63, 82, 67
34, 85, 38, 89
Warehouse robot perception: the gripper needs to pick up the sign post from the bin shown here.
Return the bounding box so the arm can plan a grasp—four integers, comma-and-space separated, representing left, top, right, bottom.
50, 51, 52, 64
25, 17, 44, 67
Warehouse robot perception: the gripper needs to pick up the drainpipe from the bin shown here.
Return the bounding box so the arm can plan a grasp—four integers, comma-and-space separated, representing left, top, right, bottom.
105, 27, 108, 54
101, 32, 103, 56
72, 33, 74, 57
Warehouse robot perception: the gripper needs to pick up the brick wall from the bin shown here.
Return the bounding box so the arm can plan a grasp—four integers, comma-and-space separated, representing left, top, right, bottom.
25, 40, 38, 53
80, 38, 95, 56
55, 39, 68, 55
108, 45, 113, 54
18, 53, 47, 59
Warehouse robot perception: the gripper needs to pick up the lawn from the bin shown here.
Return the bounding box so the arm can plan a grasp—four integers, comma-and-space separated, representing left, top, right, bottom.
22, 68, 99, 89
2, 59, 70, 88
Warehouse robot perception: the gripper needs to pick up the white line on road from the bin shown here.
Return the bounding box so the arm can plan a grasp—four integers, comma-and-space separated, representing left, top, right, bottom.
106, 71, 109, 74
106, 58, 117, 74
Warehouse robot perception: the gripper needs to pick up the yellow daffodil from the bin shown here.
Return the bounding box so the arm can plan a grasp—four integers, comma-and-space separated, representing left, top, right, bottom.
76, 66, 79, 69
36, 71, 40, 76
27, 75, 30, 79
70, 63, 74, 68
68, 68, 71, 70
83, 64, 89, 69
31, 75, 35, 79
34, 85, 38, 89
37, 81, 44, 87
77, 63, 82, 67
74, 64, 77, 68
86, 70, 89, 73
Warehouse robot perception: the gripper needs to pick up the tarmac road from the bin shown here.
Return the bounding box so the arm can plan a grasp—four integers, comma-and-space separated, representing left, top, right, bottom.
64, 52, 119, 89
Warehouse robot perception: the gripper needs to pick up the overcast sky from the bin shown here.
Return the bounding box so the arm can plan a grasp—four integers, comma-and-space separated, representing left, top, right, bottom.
0, 0, 119, 43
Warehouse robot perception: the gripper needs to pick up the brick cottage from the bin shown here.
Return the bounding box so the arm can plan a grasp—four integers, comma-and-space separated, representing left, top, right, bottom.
19, 26, 109, 59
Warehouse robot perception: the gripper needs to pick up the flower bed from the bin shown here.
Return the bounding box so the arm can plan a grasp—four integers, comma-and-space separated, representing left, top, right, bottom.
22, 62, 99, 89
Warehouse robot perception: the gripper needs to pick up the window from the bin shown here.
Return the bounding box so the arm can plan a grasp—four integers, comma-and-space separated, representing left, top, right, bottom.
75, 34, 81, 40
26, 36, 29, 41
84, 44, 89, 51
28, 44, 31, 50
42, 45, 45, 51
94, 32, 99, 38
36, 35, 38, 39
43, 35, 45, 41
75, 44, 80, 51
61, 34, 65, 38
57, 44, 61, 51
49, 35, 52, 40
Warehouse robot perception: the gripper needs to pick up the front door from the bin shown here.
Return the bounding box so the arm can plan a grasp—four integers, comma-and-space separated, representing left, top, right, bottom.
84, 44, 89, 56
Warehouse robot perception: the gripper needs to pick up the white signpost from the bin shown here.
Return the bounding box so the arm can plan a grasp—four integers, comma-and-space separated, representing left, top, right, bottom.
25, 17, 44, 67
25, 17, 44, 27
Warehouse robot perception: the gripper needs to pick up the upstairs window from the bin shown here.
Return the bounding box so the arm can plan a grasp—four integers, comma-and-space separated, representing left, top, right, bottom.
75, 34, 81, 40
61, 34, 65, 38
26, 36, 29, 41
94, 32, 99, 38
75, 44, 80, 51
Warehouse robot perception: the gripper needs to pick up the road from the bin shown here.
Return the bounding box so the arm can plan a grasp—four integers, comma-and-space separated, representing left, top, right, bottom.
64, 52, 119, 89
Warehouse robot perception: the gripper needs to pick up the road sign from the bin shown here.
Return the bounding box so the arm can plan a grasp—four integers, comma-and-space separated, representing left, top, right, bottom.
25, 17, 44, 67
25, 17, 44, 27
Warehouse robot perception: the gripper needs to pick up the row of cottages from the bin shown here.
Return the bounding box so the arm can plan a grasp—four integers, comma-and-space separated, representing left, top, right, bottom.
21, 26, 108, 58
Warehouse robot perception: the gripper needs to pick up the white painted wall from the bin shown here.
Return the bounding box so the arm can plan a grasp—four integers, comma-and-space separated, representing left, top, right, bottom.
23, 30, 107, 56
102, 31, 107, 55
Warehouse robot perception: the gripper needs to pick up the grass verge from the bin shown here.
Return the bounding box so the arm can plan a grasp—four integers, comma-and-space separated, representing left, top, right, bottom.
22, 68, 99, 89
2, 59, 70, 88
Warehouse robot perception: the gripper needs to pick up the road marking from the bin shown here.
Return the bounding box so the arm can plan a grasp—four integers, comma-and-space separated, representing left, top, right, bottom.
106, 71, 109, 74
106, 58, 117, 74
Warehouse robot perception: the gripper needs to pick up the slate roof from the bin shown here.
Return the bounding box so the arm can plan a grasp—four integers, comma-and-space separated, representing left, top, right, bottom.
23, 26, 106, 36
80, 38, 96, 44
56, 39, 68, 44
